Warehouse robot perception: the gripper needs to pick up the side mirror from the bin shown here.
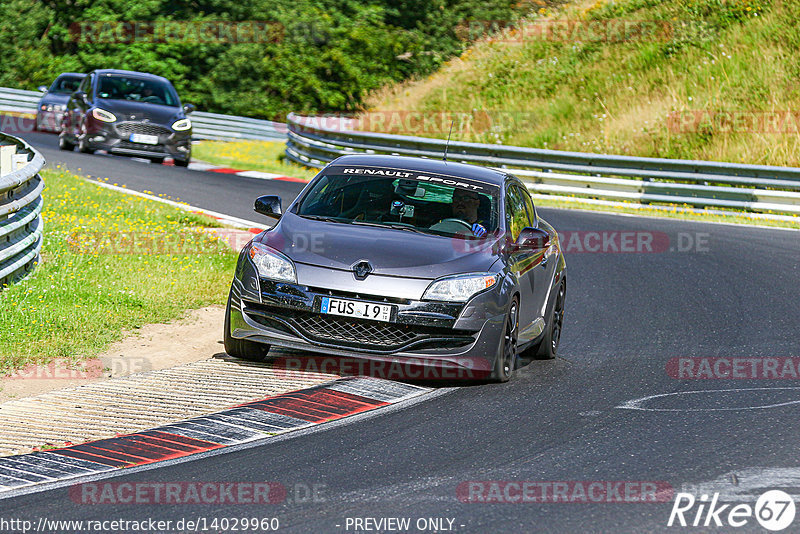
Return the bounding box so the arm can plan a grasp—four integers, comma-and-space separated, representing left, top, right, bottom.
37, 85, 48, 93
517, 227, 550, 250
74, 91, 88, 104
183, 103, 196, 114
254, 195, 282, 219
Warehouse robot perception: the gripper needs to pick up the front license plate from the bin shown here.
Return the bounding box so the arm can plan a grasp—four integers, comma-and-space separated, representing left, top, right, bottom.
129, 133, 159, 145
320, 297, 393, 322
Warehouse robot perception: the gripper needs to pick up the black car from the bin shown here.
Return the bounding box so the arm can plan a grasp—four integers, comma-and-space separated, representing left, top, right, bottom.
35, 73, 85, 132
59, 69, 195, 166
225, 154, 567, 382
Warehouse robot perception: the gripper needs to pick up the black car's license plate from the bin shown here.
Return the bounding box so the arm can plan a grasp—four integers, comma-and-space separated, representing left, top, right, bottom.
320, 297, 393, 322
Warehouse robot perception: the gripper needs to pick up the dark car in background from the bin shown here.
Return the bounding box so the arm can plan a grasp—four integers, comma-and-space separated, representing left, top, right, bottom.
35, 73, 85, 132
59, 69, 195, 166
225, 154, 567, 382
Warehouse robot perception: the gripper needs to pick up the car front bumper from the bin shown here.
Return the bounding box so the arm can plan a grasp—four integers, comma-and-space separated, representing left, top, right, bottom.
85, 118, 191, 161
228, 269, 509, 378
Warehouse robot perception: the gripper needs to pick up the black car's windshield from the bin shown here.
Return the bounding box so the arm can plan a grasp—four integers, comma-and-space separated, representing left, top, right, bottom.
295, 168, 501, 238
96, 75, 180, 107
49, 75, 84, 94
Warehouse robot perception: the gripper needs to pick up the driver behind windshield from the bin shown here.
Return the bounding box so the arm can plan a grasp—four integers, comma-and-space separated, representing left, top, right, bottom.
450, 189, 488, 237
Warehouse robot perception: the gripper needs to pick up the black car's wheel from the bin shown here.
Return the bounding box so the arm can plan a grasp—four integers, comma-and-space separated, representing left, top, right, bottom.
174, 157, 190, 167
534, 279, 566, 360
224, 293, 271, 362
490, 297, 519, 382
77, 123, 93, 154
58, 132, 75, 151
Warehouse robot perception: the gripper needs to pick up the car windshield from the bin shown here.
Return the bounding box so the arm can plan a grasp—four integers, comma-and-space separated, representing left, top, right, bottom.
49, 75, 84, 94
96, 75, 179, 107
294, 168, 501, 238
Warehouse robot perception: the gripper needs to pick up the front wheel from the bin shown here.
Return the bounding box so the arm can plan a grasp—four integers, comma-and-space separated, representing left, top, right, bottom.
224, 293, 271, 362
58, 132, 75, 151
490, 297, 519, 382
77, 123, 93, 154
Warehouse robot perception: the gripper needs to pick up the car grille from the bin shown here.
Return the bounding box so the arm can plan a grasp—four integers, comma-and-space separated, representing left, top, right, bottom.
245, 304, 474, 352
115, 122, 171, 137
115, 141, 166, 153
295, 313, 418, 347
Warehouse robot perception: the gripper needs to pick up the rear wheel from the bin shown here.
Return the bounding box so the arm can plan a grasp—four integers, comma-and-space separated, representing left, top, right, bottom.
534, 280, 566, 360
490, 297, 519, 382
223, 293, 271, 362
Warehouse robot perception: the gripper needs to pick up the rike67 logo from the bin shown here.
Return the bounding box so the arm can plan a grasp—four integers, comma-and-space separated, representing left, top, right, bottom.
668, 490, 796, 531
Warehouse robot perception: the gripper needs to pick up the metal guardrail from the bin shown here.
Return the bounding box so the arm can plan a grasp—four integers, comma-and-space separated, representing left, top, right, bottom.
0, 86, 287, 142
285, 113, 800, 216
0, 132, 44, 287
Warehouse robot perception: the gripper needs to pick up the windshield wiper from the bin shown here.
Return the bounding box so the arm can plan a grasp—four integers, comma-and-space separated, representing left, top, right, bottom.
349, 220, 430, 234
299, 215, 349, 224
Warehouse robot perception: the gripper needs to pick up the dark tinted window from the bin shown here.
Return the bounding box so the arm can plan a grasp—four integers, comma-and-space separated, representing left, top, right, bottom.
96, 75, 179, 107
505, 184, 531, 241
518, 184, 537, 227
295, 171, 500, 239
49, 75, 84, 94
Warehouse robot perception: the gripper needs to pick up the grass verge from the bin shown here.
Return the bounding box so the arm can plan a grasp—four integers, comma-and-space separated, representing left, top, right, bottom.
192, 140, 317, 181
0, 168, 238, 373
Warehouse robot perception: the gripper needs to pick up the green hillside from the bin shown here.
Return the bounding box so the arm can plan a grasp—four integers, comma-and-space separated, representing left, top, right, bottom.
367, 0, 800, 167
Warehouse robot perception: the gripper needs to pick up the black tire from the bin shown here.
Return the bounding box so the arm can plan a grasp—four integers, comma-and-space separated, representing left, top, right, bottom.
490, 297, 519, 382
223, 293, 271, 362
533, 279, 566, 360
58, 133, 75, 151
174, 157, 190, 167
77, 124, 93, 154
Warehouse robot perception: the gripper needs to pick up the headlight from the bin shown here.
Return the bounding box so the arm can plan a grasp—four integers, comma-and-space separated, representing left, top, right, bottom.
422, 273, 498, 303
171, 118, 191, 131
92, 108, 116, 122
248, 243, 296, 283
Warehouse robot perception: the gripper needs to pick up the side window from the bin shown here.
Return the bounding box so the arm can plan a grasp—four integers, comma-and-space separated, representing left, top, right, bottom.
505, 185, 529, 242
78, 74, 91, 93
519, 185, 537, 227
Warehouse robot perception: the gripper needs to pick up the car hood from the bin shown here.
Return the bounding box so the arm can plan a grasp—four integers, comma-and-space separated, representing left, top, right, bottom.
257, 212, 501, 280
95, 99, 184, 124
38, 94, 71, 106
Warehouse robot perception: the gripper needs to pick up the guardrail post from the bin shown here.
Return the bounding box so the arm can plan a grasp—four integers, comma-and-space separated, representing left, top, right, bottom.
0, 144, 14, 176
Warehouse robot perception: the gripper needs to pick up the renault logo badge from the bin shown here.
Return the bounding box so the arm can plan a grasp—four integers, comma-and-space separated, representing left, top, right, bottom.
352, 260, 372, 280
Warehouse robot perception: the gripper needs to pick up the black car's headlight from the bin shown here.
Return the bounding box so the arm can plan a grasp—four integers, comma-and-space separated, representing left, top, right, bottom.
92, 108, 117, 122
249, 243, 296, 283
171, 118, 191, 131
422, 273, 498, 303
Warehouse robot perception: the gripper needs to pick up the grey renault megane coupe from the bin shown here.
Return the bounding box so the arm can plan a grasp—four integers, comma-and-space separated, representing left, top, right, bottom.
225, 154, 566, 382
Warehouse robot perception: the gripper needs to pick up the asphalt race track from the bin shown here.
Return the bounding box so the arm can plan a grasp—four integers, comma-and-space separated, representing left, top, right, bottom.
1, 130, 799, 532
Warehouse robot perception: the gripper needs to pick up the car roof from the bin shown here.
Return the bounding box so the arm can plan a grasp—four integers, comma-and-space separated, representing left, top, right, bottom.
54, 72, 85, 78
327, 154, 512, 187
90, 69, 170, 82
